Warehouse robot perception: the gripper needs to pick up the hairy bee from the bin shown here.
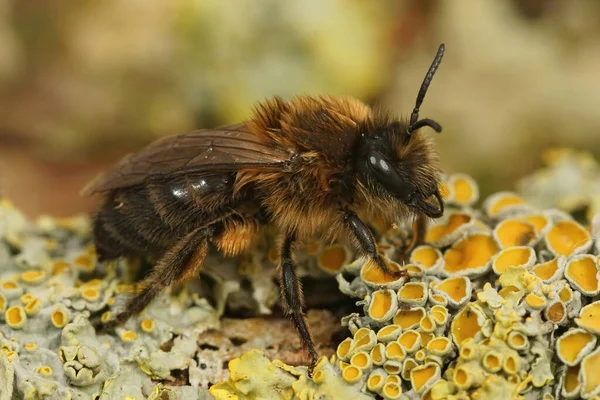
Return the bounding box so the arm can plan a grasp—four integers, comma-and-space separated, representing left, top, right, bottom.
83, 44, 446, 370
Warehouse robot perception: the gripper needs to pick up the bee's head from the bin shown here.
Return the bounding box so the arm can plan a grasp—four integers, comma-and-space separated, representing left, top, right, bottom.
357, 44, 445, 219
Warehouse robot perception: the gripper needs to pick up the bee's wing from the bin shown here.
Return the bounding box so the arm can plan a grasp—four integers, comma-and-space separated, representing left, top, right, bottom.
82, 123, 292, 195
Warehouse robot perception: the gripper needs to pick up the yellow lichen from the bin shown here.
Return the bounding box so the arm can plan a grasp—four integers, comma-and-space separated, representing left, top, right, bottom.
581, 347, 600, 398
370, 343, 386, 366
5, 305, 26, 329
426, 213, 472, 244
427, 337, 452, 356
492, 246, 536, 275
341, 365, 362, 383
448, 174, 478, 206
51, 307, 68, 328
565, 254, 600, 295
120, 330, 138, 342
140, 318, 155, 333
545, 220, 591, 257
563, 365, 581, 397
377, 325, 402, 342
494, 218, 537, 248
575, 301, 600, 334
393, 307, 425, 330
385, 341, 406, 362
485, 192, 526, 218
19, 270, 46, 285
434, 276, 471, 307
556, 328, 596, 366
531, 258, 562, 282
443, 234, 499, 277
35, 366, 52, 377
24, 297, 41, 316
398, 282, 427, 305
350, 351, 371, 369
451, 305, 486, 346
398, 330, 420, 353
411, 363, 440, 394
360, 258, 403, 288
368, 289, 397, 322
317, 244, 350, 274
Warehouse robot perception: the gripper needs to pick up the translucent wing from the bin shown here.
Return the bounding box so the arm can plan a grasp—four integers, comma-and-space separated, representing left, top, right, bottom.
82, 123, 292, 195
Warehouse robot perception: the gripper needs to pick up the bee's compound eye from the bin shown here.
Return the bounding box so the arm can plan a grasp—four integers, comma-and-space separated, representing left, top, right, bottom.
366, 150, 411, 199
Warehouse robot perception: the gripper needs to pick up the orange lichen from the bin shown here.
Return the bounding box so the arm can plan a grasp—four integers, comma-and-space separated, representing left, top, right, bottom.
394, 308, 425, 329
377, 325, 401, 342
557, 329, 596, 366
546, 220, 591, 256
51, 307, 68, 328
51, 260, 70, 276
427, 337, 452, 355
317, 244, 349, 273
360, 258, 403, 288
426, 213, 472, 244
1, 281, 18, 290
576, 301, 600, 334
368, 289, 397, 322
73, 254, 95, 272
443, 234, 499, 276
522, 214, 550, 233
482, 351, 502, 372
398, 283, 427, 304
410, 363, 440, 393
401, 358, 418, 381
486, 192, 526, 217
419, 315, 436, 332
581, 348, 600, 397
449, 174, 478, 206
337, 339, 353, 361
350, 351, 371, 369
81, 288, 101, 302
545, 301, 566, 323
20, 270, 46, 285
503, 353, 520, 375
563, 365, 581, 397
525, 294, 547, 310
434, 277, 471, 306
565, 255, 600, 295
494, 219, 537, 248
451, 305, 485, 346
24, 297, 41, 316
342, 365, 362, 383
140, 319, 155, 333
382, 382, 402, 399
531, 258, 561, 281
385, 341, 406, 361
492, 246, 535, 275
5, 305, 26, 329
370, 343, 386, 365
121, 330, 138, 342
367, 370, 385, 392
430, 305, 449, 326
398, 330, 421, 353
410, 246, 442, 269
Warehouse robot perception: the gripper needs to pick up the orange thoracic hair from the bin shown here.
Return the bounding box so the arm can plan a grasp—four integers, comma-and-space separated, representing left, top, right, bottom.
235, 95, 439, 243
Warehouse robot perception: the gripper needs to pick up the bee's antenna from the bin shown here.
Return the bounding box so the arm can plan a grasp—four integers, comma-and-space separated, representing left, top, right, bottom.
408, 43, 445, 135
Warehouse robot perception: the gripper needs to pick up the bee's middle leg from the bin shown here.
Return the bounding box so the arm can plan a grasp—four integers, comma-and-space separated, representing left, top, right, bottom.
278, 233, 319, 374
341, 209, 407, 278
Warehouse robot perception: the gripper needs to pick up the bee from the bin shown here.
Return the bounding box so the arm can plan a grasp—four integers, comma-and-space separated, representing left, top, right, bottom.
83, 43, 446, 370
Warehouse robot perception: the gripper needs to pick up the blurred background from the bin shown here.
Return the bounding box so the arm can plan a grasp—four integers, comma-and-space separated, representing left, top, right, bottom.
1, 0, 600, 218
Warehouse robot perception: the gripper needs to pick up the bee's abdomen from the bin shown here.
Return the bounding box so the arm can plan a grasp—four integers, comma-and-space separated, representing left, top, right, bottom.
92, 173, 237, 261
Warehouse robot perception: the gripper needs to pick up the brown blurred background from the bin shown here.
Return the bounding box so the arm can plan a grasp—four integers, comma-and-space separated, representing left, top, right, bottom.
1, 0, 599, 218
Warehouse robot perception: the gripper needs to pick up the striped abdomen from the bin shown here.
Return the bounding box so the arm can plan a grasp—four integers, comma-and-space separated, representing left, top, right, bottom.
93, 173, 236, 261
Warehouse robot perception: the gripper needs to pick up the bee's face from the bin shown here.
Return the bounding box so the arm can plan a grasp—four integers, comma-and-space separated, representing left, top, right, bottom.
359, 121, 444, 218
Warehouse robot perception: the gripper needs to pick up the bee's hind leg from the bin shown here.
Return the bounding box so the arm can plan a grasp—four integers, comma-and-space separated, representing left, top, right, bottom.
96, 227, 210, 331
278, 233, 319, 376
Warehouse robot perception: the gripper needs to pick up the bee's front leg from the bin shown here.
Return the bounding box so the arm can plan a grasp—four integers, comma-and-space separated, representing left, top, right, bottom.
341, 209, 407, 278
